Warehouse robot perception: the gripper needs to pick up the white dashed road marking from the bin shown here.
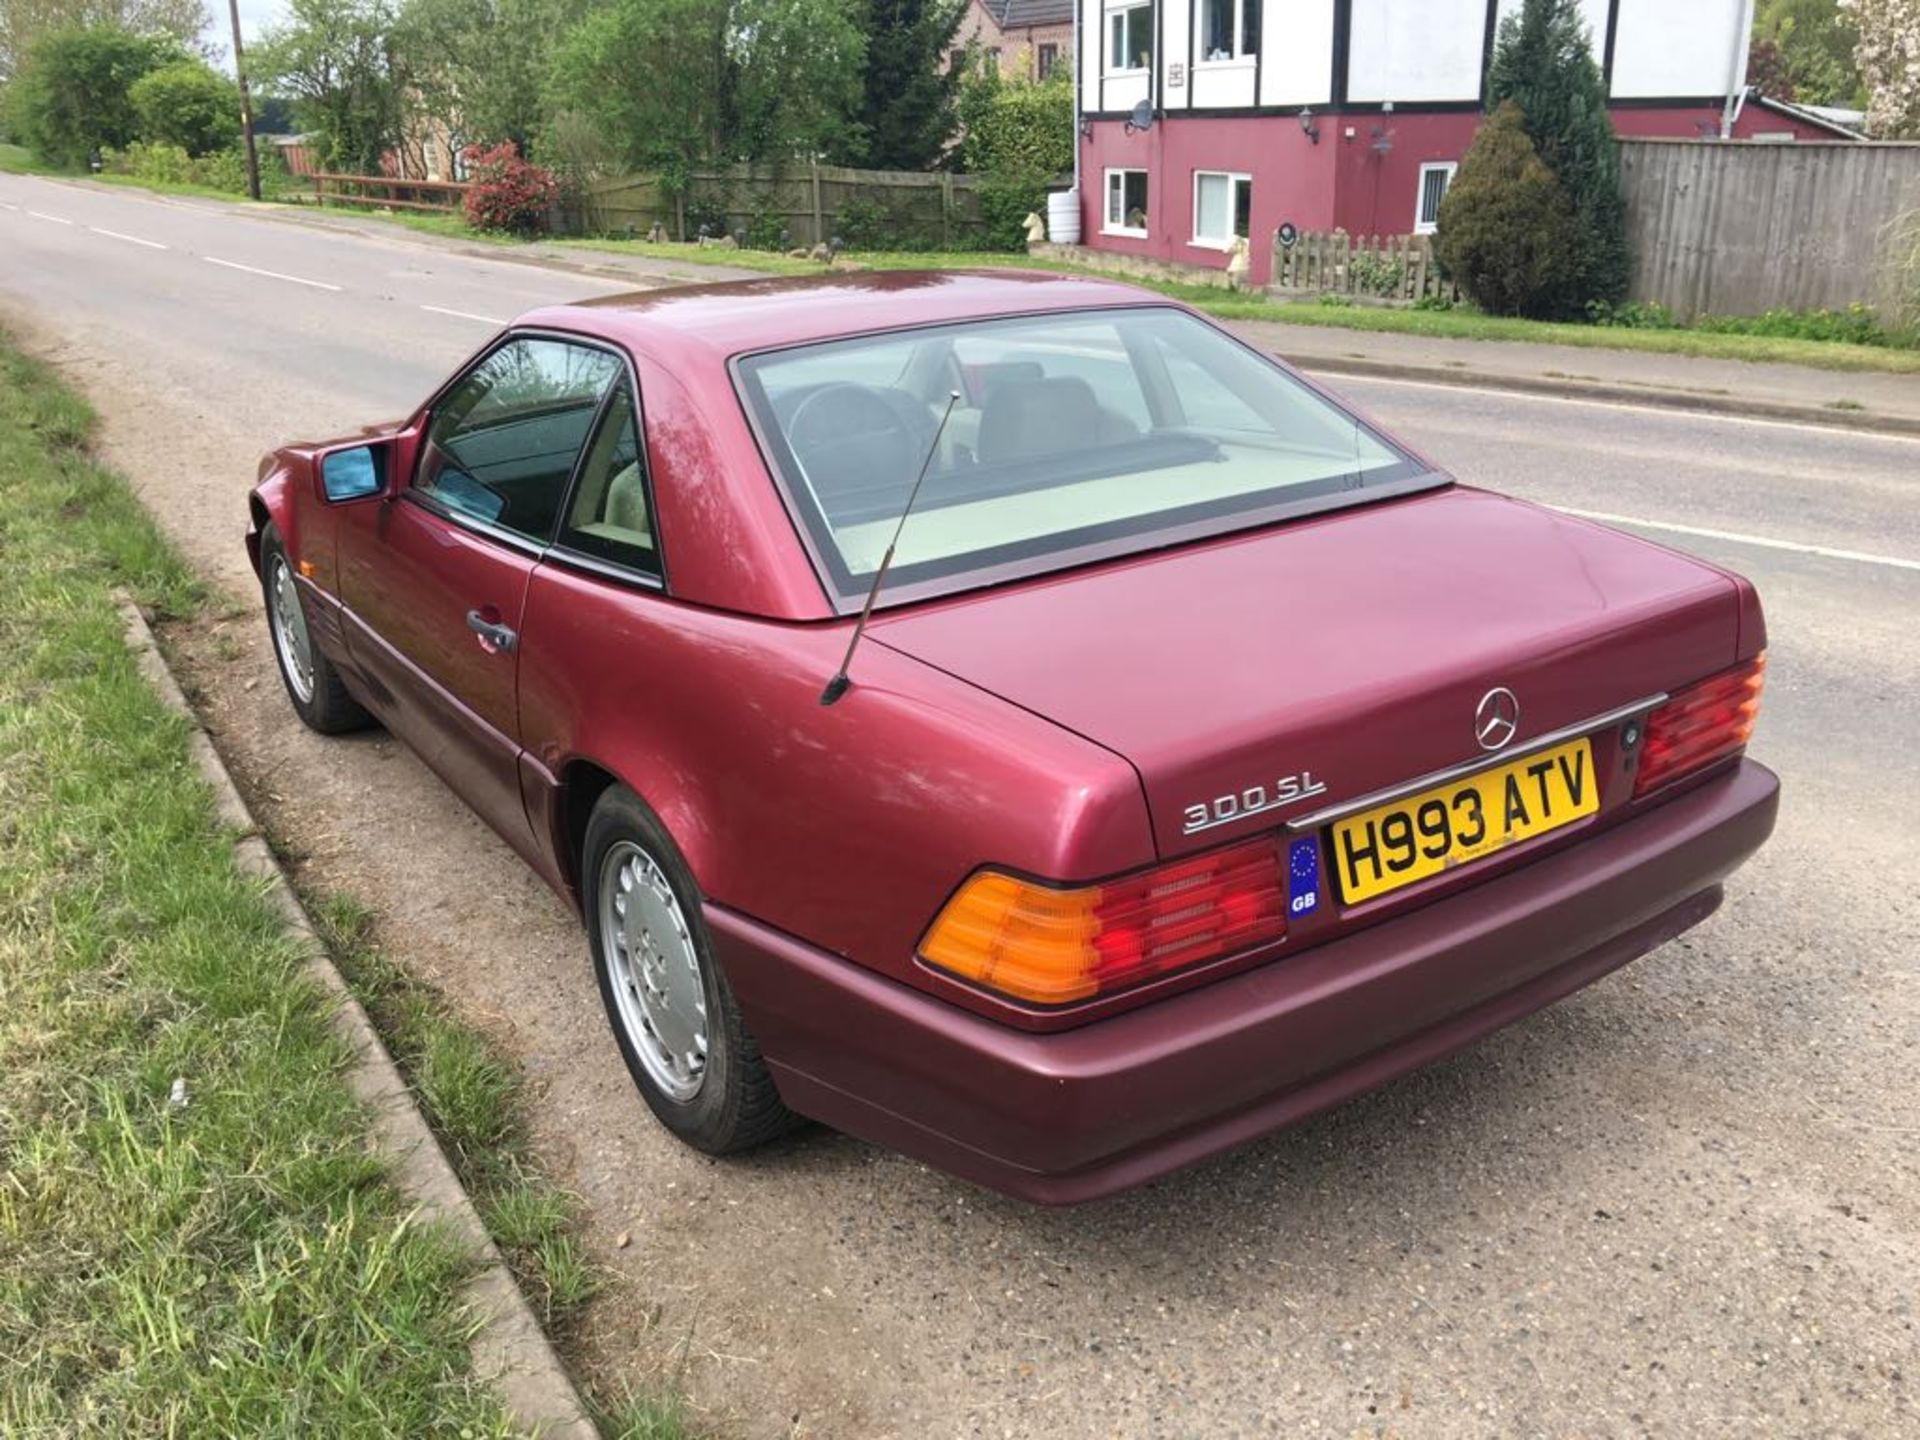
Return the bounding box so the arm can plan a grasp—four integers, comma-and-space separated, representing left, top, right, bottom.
419, 304, 507, 325
1553, 506, 1920, 573
88, 226, 168, 250
203, 256, 342, 291
26, 210, 72, 225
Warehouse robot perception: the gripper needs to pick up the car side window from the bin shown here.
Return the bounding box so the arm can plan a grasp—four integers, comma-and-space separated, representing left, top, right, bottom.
416, 337, 620, 544
557, 378, 659, 578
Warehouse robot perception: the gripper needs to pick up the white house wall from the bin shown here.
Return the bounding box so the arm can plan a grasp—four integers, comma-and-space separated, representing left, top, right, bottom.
1258, 0, 1334, 106
1078, 0, 1753, 117
1347, 0, 1483, 103
1492, 0, 1611, 61
1609, 0, 1749, 99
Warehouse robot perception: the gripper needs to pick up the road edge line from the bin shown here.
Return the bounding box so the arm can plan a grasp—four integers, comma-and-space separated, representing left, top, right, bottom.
1288, 354, 1920, 439
117, 595, 600, 1440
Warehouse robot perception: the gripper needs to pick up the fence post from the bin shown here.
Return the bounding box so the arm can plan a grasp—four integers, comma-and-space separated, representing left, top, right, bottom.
810, 163, 824, 247
940, 171, 952, 251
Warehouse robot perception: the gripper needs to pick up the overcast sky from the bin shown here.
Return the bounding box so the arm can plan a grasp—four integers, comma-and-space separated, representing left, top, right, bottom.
209, 0, 291, 67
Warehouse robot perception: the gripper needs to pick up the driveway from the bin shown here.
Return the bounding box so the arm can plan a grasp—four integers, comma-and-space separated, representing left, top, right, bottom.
4, 173, 1915, 1438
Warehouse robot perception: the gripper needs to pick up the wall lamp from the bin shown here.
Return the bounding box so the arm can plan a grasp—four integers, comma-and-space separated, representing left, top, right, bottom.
1298, 107, 1319, 144
1080, 116, 1094, 141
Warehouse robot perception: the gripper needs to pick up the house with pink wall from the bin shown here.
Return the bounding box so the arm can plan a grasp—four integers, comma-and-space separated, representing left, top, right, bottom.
1076, 0, 1856, 285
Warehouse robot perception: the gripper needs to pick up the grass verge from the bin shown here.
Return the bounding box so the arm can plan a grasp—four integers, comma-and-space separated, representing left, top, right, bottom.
0, 337, 518, 1430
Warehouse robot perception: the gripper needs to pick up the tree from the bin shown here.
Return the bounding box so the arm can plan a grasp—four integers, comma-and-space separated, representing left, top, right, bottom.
0, 0, 208, 88
391, 0, 584, 157
1754, 0, 1865, 107
546, 0, 728, 175
8, 25, 177, 166
727, 0, 867, 163
130, 55, 238, 154
253, 0, 402, 174
545, 0, 864, 175
1842, 0, 1920, 137
1433, 101, 1578, 318
1486, 0, 1629, 315
845, 0, 967, 169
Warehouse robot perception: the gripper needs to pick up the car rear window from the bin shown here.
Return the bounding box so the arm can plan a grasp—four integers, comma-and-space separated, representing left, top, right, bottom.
733, 305, 1435, 609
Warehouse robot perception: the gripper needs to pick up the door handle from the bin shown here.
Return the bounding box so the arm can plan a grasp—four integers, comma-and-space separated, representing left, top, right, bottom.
466, 609, 518, 653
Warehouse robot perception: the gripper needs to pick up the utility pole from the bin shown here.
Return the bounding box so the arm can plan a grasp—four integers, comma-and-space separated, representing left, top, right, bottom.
227, 0, 262, 201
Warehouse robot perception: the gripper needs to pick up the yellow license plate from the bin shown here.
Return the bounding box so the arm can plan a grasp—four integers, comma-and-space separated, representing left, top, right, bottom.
1329, 738, 1598, 905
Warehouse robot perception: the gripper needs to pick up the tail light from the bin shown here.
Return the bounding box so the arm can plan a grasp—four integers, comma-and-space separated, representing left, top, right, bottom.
918, 840, 1286, 1005
1634, 654, 1765, 797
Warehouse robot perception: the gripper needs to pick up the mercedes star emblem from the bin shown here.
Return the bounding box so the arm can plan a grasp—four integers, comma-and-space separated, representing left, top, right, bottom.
1475, 687, 1520, 752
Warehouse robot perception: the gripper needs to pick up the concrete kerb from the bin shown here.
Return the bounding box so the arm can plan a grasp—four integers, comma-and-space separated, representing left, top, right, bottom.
1286, 353, 1920, 439
117, 596, 600, 1440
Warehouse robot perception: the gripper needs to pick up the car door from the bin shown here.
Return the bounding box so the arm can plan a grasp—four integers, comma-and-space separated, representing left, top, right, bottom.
336, 333, 622, 846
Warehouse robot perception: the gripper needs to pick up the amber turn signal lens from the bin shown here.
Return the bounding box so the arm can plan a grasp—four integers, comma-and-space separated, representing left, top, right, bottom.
918, 840, 1287, 1005
1634, 653, 1765, 797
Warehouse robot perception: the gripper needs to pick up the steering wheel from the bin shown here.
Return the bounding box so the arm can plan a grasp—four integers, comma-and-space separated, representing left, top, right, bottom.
786, 383, 921, 491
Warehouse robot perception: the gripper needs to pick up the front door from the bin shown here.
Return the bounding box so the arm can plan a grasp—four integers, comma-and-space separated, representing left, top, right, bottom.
338, 334, 623, 846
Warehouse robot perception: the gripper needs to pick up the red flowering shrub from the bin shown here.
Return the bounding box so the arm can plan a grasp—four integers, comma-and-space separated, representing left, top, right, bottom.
461, 141, 559, 235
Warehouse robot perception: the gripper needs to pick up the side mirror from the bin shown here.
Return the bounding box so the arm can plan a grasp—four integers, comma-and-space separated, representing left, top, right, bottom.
320, 445, 385, 502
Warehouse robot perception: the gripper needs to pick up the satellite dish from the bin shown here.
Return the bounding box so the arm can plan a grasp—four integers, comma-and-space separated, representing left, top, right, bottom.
1124, 99, 1155, 135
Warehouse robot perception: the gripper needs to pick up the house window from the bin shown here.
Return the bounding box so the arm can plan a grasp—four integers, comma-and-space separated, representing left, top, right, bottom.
1200, 0, 1258, 61
1108, 3, 1153, 72
1038, 42, 1059, 79
1104, 169, 1149, 236
1192, 170, 1251, 249
1414, 162, 1456, 235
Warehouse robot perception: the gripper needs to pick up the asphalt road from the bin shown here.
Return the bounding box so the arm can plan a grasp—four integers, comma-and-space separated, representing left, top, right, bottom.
4, 174, 1916, 1439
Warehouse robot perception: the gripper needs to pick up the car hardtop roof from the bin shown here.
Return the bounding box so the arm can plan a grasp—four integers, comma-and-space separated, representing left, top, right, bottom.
511, 269, 1177, 363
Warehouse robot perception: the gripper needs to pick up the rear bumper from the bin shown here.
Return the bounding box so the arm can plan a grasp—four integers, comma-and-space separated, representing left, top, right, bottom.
713, 759, 1778, 1205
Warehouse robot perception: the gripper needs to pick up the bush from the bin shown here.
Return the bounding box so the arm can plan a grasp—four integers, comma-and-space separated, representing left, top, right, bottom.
1879, 206, 1920, 341
460, 141, 559, 235
1694, 303, 1898, 346
130, 58, 240, 157
10, 25, 177, 168
956, 60, 1072, 250
682, 188, 731, 240
1433, 101, 1577, 319
1487, 0, 1630, 314
1587, 299, 1678, 329
101, 140, 263, 196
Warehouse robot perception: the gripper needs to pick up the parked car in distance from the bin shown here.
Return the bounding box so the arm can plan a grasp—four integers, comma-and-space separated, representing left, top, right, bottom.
247, 272, 1778, 1204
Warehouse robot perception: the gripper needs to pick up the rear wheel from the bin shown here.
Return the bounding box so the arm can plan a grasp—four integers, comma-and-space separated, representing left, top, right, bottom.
584, 785, 795, 1152
261, 523, 372, 734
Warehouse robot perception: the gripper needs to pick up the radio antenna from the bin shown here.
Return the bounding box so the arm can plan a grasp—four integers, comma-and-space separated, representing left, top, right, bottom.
820, 390, 961, 707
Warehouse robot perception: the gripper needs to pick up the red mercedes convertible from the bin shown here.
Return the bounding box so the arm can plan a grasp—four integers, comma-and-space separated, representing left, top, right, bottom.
247, 272, 1776, 1203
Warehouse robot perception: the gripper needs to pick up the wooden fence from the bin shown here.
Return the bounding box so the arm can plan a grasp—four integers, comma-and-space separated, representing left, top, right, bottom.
582, 163, 988, 248
1617, 138, 1920, 320
1269, 231, 1457, 306
311, 172, 470, 215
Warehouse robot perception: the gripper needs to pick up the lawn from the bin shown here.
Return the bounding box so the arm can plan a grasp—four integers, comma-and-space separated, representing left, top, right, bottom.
0, 336, 544, 1434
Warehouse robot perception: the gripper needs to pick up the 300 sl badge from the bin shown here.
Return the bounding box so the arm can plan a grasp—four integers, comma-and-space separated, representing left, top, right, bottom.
1183, 772, 1328, 834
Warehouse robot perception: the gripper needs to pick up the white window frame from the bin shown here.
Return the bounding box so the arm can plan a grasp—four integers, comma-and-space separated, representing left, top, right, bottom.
1196, 0, 1258, 64
1106, 1, 1153, 74
1191, 169, 1251, 251
1103, 168, 1149, 237
1413, 161, 1457, 235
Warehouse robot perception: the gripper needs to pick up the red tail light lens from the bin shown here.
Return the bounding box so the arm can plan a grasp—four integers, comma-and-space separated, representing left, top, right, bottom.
919, 840, 1286, 1005
1635, 654, 1765, 797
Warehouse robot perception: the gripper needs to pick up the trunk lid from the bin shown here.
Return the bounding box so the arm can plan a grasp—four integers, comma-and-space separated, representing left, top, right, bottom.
871, 488, 1741, 860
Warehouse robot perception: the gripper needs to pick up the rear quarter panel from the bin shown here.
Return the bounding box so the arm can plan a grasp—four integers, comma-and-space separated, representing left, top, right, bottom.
514, 562, 1158, 1007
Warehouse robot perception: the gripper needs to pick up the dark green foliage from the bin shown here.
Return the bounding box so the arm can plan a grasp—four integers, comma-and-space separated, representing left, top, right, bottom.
1753, 0, 1864, 107
844, 0, 967, 169
130, 58, 241, 156
1486, 0, 1629, 314
1433, 101, 1577, 319
8, 26, 177, 168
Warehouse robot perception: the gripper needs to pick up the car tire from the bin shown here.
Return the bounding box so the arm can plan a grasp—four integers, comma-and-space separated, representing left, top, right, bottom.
260, 522, 373, 735
584, 785, 797, 1154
